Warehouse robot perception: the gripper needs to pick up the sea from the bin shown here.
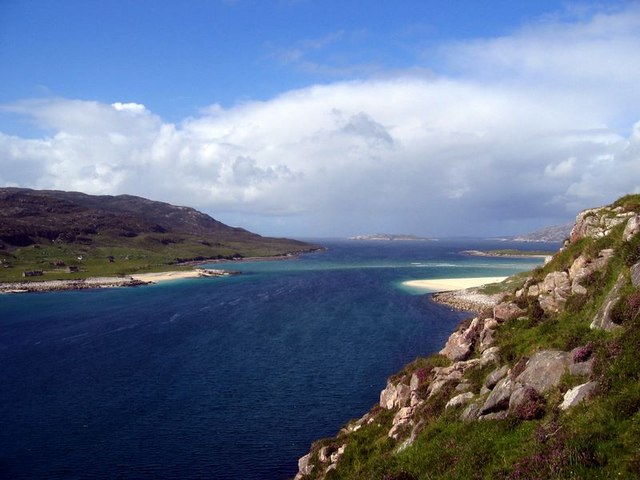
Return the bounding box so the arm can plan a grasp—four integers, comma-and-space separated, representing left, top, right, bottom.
0, 238, 557, 480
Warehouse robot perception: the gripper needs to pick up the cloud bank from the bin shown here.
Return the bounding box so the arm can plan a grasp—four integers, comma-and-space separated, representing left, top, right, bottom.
1, 5, 640, 236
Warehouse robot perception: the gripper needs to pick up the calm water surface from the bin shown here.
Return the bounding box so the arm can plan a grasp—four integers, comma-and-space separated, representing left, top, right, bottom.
0, 239, 555, 479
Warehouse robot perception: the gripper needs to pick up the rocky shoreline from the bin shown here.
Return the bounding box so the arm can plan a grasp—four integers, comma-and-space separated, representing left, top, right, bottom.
431, 287, 506, 313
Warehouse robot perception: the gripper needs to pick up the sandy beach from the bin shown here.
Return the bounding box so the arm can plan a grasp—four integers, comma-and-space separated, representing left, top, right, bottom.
402, 276, 508, 292
0, 268, 236, 293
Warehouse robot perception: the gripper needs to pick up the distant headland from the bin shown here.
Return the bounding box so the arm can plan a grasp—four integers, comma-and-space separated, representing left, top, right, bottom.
348, 233, 435, 241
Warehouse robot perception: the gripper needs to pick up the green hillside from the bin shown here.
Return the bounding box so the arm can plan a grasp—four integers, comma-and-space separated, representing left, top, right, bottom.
295, 194, 640, 480
0, 188, 319, 281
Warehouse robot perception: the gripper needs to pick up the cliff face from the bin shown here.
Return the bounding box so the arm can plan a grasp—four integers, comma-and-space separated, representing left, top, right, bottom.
295, 194, 640, 480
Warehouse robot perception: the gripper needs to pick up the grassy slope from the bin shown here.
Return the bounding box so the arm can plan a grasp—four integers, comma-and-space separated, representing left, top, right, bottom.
307, 194, 640, 480
0, 232, 316, 282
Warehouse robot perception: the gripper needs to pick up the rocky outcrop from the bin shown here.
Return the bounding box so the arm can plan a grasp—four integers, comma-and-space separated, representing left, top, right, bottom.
294, 199, 640, 480
570, 207, 635, 242
591, 273, 626, 331
439, 318, 482, 361
538, 272, 571, 315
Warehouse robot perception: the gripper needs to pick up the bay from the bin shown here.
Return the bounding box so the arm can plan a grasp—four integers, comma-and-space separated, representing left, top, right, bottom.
0, 239, 554, 479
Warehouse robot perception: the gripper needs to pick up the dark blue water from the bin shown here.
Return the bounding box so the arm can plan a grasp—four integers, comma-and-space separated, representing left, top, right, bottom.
0, 239, 554, 479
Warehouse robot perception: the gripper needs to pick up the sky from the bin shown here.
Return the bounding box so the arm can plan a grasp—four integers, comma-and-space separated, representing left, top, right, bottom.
1, 0, 640, 238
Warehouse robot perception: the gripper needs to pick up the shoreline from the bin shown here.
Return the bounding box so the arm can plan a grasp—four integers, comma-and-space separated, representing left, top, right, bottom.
402, 276, 508, 292
0, 268, 237, 294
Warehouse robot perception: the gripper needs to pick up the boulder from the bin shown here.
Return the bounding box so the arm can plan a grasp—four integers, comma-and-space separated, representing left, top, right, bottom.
569, 358, 594, 378
380, 382, 397, 410
460, 401, 482, 422
494, 302, 525, 322
295, 453, 313, 479
539, 271, 571, 315
591, 273, 626, 331
560, 382, 598, 410
446, 392, 475, 410
395, 383, 412, 408
623, 215, 640, 241
479, 410, 509, 421
481, 377, 517, 414
439, 317, 482, 361
515, 350, 571, 394
484, 365, 509, 390
479, 346, 500, 367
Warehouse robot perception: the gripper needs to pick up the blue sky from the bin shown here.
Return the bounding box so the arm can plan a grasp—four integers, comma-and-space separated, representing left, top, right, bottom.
1, 0, 639, 237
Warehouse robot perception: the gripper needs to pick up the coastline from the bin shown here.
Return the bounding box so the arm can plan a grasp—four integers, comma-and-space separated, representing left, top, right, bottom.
402, 276, 508, 292
0, 268, 236, 294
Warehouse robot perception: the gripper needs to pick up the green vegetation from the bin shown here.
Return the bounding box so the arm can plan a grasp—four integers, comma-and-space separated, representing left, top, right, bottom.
301, 195, 640, 479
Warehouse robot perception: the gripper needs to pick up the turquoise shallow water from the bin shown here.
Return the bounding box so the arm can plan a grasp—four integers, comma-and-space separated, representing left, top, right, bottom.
0, 239, 555, 479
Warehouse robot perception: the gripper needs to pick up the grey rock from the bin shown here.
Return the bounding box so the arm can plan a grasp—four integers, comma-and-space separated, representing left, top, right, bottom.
484, 365, 509, 390
440, 317, 482, 361
379, 382, 397, 410
396, 383, 412, 408
631, 262, 640, 288
460, 401, 482, 422
481, 377, 516, 414
569, 358, 594, 378
539, 271, 571, 315
480, 346, 500, 366
623, 215, 640, 241
494, 302, 525, 322
479, 410, 509, 421
296, 453, 313, 479
560, 382, 598, 410
446, 392, 475, 410
591, 273, 626, 331
515, 350, 571, 394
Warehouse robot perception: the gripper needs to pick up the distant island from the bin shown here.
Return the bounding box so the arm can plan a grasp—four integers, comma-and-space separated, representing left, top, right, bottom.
462, 249, 556, 259
348, 233, 435, 241
0, 187, 321, 286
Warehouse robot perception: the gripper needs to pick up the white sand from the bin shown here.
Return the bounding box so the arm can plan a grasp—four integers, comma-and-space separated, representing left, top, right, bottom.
129, 271, 201, 283
402, 276, 508, 292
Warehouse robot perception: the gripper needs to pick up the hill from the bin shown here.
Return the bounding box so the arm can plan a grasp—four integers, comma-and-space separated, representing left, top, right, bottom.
295, 194, 640, 479
0, 187, 319, 281
511, 223, 573, 242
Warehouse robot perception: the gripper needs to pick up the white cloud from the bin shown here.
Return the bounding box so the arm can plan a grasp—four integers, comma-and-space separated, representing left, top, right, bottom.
1, 5, 640, 236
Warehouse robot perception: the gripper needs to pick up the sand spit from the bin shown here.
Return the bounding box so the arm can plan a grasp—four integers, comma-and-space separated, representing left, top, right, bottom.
0, 269, 236, 294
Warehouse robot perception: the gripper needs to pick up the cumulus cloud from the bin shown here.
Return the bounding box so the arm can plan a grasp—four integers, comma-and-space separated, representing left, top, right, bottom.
1, 5, 639, 236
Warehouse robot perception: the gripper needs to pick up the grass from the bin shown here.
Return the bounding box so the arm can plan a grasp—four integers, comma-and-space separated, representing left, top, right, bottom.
0, 232, 314, 282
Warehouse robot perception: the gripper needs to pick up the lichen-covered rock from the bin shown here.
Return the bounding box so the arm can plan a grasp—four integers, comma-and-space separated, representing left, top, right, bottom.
560, 382, 598, 410
493, 302, 525, 322
591, 273, 626, 331
515, 350, 571, 393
